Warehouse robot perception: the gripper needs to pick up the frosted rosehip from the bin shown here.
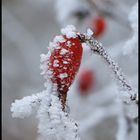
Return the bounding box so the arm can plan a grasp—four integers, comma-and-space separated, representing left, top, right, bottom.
46, 32, 83, 109
49, 36, 83, 93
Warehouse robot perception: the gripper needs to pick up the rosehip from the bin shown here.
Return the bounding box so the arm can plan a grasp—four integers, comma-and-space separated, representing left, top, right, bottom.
49, 36, 83, 92
78, 68, 95, 95
91, 16, 106, 38
44, 33, 83, 109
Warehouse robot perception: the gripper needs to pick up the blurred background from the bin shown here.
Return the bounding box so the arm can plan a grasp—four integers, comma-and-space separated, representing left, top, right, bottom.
2, 0, 138, 140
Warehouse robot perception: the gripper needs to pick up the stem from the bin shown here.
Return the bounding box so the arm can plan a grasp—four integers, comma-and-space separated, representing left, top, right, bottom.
58, 92, 67, 111
78, 33, 138, 105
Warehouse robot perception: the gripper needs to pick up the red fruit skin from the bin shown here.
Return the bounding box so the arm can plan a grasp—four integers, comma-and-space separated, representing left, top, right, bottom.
91, 16, 106, 38
49, 36, 83, 95
78, 69, 94, 94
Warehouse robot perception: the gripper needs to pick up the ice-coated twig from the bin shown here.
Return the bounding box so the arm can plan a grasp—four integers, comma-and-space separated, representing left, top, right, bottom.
10, 91, 47, 118
11, 81, 80, 139
77, 30, 138, 105
36, 82, 80, 140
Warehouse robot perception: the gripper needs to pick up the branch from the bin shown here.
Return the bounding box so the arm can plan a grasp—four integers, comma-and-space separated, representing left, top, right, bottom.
10, 91, 47, 118
77, 30, 138, 105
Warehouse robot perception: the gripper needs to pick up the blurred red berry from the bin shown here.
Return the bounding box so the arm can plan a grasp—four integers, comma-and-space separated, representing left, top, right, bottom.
78, 68, 95, 94
91, 16, 106, 38
49, 35, 83, 96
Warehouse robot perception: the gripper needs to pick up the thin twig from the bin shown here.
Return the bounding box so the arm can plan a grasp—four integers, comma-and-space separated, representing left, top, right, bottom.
77, 32, 138, 105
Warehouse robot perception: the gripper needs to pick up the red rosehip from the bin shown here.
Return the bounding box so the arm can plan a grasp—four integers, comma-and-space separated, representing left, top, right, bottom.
78, 68, 95, 95
40, 25, 83, 110
91, 16, 106, 38
47, 35, 83, 109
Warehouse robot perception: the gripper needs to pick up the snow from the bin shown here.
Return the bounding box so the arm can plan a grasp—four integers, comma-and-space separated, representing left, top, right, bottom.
47, 70, 53, 76
53, 35, 66, 43
56, 46, 61, 50
40, 54, 48, 62
48, 42, 55, 50
59, 73, 68, 79
36, 82, 80, 139
66, 41, 72, 47
86, 28, 93, 38
53, 60, 59, 67
40, 64, 47, 71
63, 61, 69, 64
11, 91, 47, 118
61, 25, 77, 38
60, 48, 68, 55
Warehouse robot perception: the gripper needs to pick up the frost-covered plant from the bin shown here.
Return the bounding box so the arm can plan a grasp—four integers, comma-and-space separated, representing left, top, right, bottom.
11, 24, 138, 140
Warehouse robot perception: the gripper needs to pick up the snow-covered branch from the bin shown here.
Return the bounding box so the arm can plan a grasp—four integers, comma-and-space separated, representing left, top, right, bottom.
10, 91, 46, 118
77, 30, 138, 105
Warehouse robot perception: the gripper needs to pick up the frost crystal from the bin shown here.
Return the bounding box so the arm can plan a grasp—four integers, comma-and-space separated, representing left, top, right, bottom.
59, 73, 68, 79
53, 35, 66, 43
53, 60, 59, 67
40, 54, 48, 62
66, 41, 72, 47
86, 28, 93, 38
60, 48, 68, 55
63, 61, 69, 64
61, 25, 77, 38
11, 91, 46, 118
